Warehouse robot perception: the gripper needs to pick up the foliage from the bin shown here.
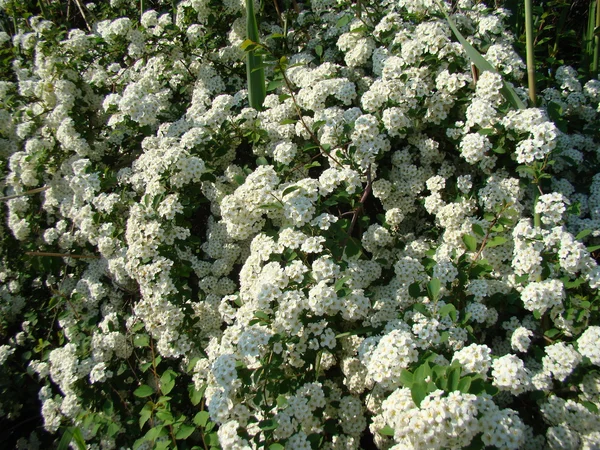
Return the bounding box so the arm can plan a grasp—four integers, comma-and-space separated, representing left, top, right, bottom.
0, 0, 600, 449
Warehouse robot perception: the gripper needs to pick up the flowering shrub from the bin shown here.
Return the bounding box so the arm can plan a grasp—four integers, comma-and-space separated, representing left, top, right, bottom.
1, 0, 600, 449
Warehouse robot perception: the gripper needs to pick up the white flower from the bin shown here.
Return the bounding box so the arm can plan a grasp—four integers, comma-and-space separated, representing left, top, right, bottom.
578, 326, 600, 365
511, 327, 533, 353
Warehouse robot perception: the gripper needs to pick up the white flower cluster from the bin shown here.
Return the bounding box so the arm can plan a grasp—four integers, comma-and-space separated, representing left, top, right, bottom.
520, 279, 564, 315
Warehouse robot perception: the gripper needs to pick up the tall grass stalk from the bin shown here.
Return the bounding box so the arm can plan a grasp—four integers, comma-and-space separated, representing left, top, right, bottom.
524, 0, 536, 105
245, 0, 266, 111
593, 0, 600, 77
585, 0, 598, 77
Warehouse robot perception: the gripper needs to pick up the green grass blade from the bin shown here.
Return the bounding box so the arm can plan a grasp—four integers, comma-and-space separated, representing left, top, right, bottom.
246, 0, 266, 111
438, 2, 527, 110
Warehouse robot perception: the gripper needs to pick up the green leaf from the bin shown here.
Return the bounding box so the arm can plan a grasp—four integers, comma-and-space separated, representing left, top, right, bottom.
472, 223, 485, 237
334, 276, 351, 292
256, 156, 269, 165
582, 401, 599, 413
315, 45, 323, 57
427, 278, 441, 301
409, 282, 422, 299
194, 411, 210, 428
176, 424, 196, 440
189, 384, 203, 406
438, 3, 526, 110
414, 362, 432, 383
160, 370, 177, 395
266, 79, 284, 92
344, 238, 362, 259
378, 425, 395, 436
304, 161, 321, 170
458, 376, 472, 393
438, 303, 456, 319
254, 311, 270, 321
156, 410, 174, 424
259, 419, 278, 431
270, 445, 285, 450
139, 403, 153, 429
447, 367, 461, 392
576, 229, 592, 240
336, 15, 351, 28
486, 236, 507, 247
400, 369, 414, 387
413, 303, 428, 316
276, 394, 288, 408
462, 234, 477, 252
587, 245, 600, 253
411, 382, 428, 407
57, 428, 75, 450
134, 385, 154, 398
144, 425, 166, 441
544, 328, 561, 338
107, 422, 120, 438
547, 101, 568, 133
282, 185, 301, 196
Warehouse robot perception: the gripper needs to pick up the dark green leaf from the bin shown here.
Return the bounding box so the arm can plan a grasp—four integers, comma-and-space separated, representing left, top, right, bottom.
259, 419, 278, 431
409, 282, 422, 299
472, 224, 485, 237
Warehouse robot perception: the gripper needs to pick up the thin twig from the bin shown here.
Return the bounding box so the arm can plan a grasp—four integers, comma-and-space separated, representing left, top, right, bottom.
469, 202, 512, 267
25, 251, 100, 259
0, 185, 49, 201
338, 165, 372, 259
72, 0, 92, 31
279, 67, 344, 168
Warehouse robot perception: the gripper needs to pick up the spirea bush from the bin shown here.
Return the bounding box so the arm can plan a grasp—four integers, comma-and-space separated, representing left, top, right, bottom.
1, 0, 600, 449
